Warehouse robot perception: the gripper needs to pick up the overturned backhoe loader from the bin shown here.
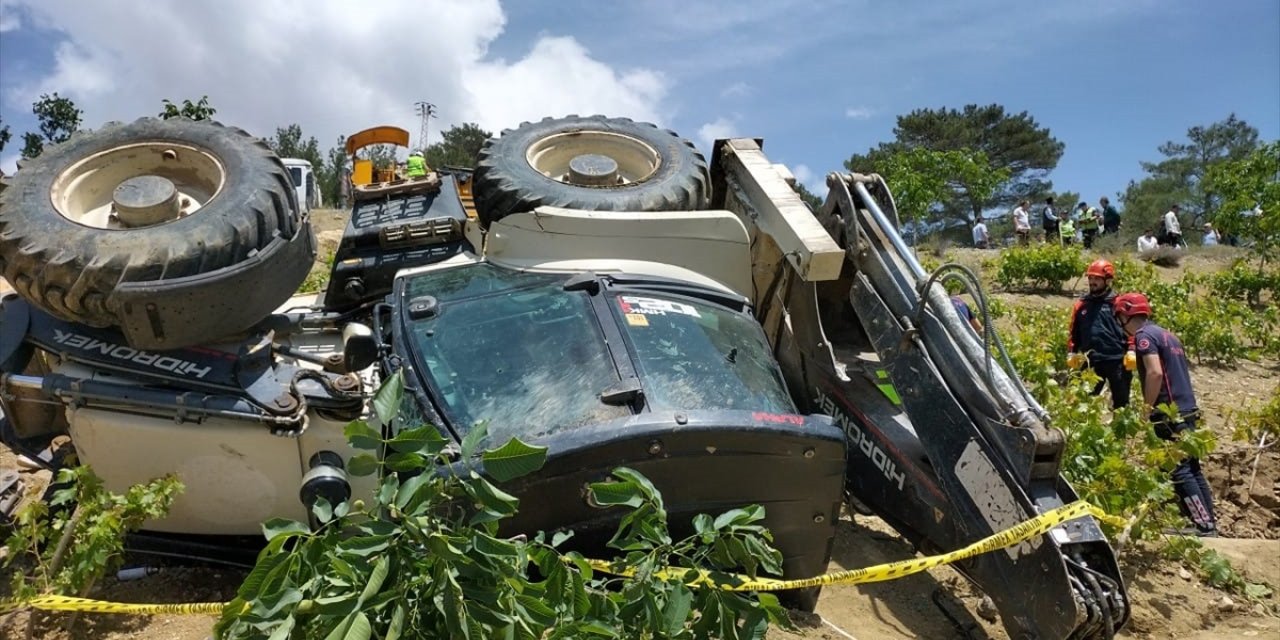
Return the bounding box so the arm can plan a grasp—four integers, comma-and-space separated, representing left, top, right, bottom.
0, 115, 1127, 638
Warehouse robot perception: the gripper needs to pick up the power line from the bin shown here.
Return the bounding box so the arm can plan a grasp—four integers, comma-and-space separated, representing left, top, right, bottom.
413, 101, 437, 152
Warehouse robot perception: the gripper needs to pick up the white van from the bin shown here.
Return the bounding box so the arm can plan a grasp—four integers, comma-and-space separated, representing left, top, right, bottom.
281, 158, 322, 212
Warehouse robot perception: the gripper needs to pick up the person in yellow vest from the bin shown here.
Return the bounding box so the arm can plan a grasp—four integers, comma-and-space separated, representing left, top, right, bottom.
1058, 213, 1075, 246
406, 151, 428, 178
1077, 202, 1101, 249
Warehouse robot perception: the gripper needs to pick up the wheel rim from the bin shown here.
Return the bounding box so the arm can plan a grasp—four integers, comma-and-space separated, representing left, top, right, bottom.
525, 131, 661, 187
50, 142, 226, 229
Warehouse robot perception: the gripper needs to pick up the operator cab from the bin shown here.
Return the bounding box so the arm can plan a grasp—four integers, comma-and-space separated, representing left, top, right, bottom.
394, 263, 796, 445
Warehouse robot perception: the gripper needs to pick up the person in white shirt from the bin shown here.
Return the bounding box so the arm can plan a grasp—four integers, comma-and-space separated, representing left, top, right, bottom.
1137, 228, 1159, 252
1202, 223, 1219, 246
972, 217, 990, 249
1011, 200, 1030, 245
1162, 204, 1183, 247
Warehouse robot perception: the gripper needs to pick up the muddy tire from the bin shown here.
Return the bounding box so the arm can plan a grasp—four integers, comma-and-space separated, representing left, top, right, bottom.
472, 115, 709, 227
0, 118, 312, 349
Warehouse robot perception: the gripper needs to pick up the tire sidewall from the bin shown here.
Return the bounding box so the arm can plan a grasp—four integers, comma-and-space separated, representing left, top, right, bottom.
2, 118, 294, 252
474, 116, 709, 225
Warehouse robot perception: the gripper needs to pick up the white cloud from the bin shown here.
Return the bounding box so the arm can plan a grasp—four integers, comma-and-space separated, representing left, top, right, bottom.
789, 163, 827, 195
695, 116, 738, 152
2, 0, 669, 169
720, 82, 750, 99
0, 0, 19, 32
844, 106, 875, 120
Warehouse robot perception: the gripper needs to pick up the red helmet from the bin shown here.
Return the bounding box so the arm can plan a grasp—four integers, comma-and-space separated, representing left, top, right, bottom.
1114, 292, 1151, 318
1085, 259, 1115, 279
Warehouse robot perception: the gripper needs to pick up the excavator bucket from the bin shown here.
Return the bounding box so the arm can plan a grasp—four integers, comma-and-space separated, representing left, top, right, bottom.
709, 139, 1129, 640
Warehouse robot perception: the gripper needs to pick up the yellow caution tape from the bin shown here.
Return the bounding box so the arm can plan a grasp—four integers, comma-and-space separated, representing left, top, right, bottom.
0, 595, 225, 616
0, 500, 1129, 614
588, 499, 1127, 591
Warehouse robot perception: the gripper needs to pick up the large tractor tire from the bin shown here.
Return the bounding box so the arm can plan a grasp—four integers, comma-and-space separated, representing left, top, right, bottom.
0, 118, 315, 350
472, 115, 710, 227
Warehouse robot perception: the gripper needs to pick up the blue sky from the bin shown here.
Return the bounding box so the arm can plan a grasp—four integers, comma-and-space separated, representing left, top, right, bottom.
1, 0, 1277, 208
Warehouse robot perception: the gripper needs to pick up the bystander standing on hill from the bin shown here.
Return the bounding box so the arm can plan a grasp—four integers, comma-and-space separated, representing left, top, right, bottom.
1041, 197, 1059, 243
1100, 197, 1121, 235
1077, 202, 1101, 249
1059, 213, 1075, 246
972, 217, 990, 249
1161, 204, 1184, 247
1011, 200, 1031, 245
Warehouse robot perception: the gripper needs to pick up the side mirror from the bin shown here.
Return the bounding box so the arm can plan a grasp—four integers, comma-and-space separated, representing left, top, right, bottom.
342, 323, 379, 373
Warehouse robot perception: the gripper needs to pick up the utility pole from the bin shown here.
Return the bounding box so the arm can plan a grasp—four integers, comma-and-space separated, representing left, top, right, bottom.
414, 101, 437, 152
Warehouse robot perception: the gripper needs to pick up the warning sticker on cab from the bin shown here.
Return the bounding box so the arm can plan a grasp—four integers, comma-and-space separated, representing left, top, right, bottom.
625, 313, 649, 326
619, 296, 700, 319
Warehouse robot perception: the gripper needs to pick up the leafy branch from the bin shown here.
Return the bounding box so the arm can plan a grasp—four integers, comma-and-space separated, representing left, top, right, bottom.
215, 370, 790, 639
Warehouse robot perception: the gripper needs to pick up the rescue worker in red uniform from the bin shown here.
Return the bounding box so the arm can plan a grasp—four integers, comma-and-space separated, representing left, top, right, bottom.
1114, 292, 1218, 536
1066, 260, 1131, 408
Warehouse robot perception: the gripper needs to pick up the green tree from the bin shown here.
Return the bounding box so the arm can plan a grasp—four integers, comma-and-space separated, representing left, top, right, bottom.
268, 124, 323, 167
1120, 174, 1188, 235
847, 104, 1063, 224
20, 93, 84, 159
1123, 114, 1260, 226
1205, 140, 1280, 265
793, 182, 823, 210
363, 143, 398, 171
0, 116, 11, 155
872, 147, 1010, 243
158, 95, 217, 121
322, 135, 350, 208
423, 122, 492, 169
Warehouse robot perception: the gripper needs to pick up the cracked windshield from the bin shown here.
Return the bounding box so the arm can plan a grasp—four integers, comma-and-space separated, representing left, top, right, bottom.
405, 264, 627, 443
612, 294, 795, 413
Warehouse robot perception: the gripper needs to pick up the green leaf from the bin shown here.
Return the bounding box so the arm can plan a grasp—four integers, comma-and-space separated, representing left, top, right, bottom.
551, 530, 574, 548
587, 479, 644, 508
360, 555, 390, 603
693, 513, 714, 541
394, 473, 430, 510
460, 421, 489, 459
261, 518, 310, 541
387, 425, 447, 456
385, 452, 427, 472
338, 534, 391, 558
347, 454, 380, 477
472, 532, 519, 560
322, 610, 371, 640
662, 584, 693, 635
386, 603, 406, 640
1245, 582, 1273, 599
480, 438, 548, 482
311, 496, 334, 524
348, 612, 372, 640
372, 369, 405, 426
344, 420, 382, 450
307, 594, 360, 617
515, 593, 558, 627
609, 467, 663, 507
465, 475, 520, 524
265, 615, 296, 640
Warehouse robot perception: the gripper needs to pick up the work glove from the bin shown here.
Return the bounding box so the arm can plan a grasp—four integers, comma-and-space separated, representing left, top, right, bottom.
1123, 350, 1137, 371
1066, 352, 1085, 369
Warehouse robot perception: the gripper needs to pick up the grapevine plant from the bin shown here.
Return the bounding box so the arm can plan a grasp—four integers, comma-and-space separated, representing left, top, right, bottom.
214, 370, 792, 640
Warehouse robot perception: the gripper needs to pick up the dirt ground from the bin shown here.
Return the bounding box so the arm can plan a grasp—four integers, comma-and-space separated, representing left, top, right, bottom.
1, 222, 1277, 639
